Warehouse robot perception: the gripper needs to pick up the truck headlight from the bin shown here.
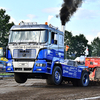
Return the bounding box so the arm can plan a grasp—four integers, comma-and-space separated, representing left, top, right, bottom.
36, 63, 46, 67
7, 68, 11, 71
7, 63, 11, 66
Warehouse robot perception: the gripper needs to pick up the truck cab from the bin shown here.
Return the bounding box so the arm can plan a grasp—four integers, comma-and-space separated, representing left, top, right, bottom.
6, 22, 64, 81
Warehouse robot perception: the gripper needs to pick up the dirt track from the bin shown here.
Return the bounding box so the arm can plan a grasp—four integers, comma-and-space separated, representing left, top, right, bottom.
0, 78, 100, 100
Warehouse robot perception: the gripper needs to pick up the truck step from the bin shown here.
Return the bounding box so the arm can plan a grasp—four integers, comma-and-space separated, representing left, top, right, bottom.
47, 67, 51, 69
47, 62, 52, 64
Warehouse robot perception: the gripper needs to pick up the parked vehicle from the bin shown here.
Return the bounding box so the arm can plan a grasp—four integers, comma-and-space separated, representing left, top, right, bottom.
0, 47, 8, 72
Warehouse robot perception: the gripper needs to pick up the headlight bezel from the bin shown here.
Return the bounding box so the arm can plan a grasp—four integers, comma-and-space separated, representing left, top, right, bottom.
36, 63, 46, 67
7, 63, 11, 66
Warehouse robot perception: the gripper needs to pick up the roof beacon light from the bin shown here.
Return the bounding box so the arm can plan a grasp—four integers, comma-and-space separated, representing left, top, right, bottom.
45, 22, 48, 25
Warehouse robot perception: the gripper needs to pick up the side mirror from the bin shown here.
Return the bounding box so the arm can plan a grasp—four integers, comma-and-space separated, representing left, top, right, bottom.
54, 34, 58, 45
54, 34, 58, 40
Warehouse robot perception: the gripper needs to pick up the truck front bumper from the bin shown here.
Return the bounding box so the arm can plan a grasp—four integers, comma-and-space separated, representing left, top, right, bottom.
6, 60, 50, 74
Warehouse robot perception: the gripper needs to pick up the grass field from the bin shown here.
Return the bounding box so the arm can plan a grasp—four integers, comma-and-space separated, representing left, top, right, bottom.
0, 73, 14, 75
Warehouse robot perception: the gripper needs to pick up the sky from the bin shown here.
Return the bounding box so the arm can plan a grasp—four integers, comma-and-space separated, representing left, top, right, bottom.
0, 0, 100, 44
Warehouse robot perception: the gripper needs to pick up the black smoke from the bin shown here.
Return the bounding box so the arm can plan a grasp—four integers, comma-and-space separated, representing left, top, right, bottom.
60, 0, 83, 25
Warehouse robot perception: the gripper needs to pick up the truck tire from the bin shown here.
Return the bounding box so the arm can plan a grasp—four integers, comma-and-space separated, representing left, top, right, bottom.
46, 75, 53, 85
14, 73, 27, 83
46, 66, 62, 85
79, 71, 89, 87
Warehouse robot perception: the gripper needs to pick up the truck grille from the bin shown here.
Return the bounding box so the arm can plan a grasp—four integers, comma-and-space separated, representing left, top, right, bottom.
15, 68, 32, 71
13, 49, 36, 58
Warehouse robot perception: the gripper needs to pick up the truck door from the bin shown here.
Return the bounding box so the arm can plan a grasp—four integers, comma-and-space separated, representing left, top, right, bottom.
58, 34, 64, 59
47, 31, 59, 60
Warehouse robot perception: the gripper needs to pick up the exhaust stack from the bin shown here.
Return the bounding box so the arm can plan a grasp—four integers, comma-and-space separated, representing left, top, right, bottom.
62, 25, 65, 33
61, 25, 65, 46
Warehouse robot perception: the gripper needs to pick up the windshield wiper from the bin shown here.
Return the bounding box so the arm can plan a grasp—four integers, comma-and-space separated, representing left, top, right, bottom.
9, 42, 38, 45
9, 42, 18, 45
28, 42, 38, 45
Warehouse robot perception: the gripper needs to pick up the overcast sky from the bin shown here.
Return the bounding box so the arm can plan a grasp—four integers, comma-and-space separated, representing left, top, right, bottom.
1, 0, 100, 44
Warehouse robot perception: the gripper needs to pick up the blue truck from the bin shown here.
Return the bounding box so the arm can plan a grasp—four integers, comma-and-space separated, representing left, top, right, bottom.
6, 22, 89, 86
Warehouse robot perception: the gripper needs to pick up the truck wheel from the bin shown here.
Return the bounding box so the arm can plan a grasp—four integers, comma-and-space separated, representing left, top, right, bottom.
46, 75, 53, 85
46, 66, 62, 85
79, 71, 89, 87
14, 73, 27, 83
53, 66, 62, 85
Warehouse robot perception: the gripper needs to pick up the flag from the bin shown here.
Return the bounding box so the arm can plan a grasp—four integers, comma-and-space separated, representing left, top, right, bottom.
66, 45, 69, 51
85, 46, 89, 56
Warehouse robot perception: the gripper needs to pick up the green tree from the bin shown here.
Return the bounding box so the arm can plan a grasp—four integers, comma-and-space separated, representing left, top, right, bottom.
87, 44, 92, 57
72, 34, 88, 57
0, 9, 14, 47
64, 30, 73, 46
64, 31, 89, 59
64, 30, 73, 59
91, 37, 100, 56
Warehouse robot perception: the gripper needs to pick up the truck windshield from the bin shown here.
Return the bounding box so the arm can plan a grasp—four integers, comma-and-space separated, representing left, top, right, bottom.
9, 30, 48, 43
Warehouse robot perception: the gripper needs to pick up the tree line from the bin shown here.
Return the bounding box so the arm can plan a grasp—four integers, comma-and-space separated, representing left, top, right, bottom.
64, 30, 100, 59
0, 9, 100, 59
